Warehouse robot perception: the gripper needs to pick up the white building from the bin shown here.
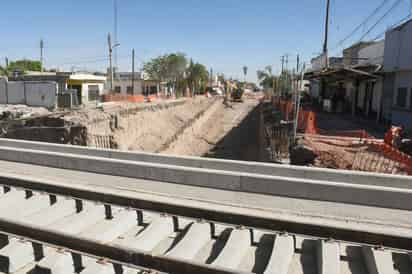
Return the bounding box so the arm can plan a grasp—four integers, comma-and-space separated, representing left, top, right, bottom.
383, 19, 412, 129
112, 72, 143, 95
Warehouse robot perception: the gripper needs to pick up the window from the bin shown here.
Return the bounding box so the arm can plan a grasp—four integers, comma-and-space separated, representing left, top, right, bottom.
126, 86, 133, 95
396, 88, 407, 108
114, 86, 121, 93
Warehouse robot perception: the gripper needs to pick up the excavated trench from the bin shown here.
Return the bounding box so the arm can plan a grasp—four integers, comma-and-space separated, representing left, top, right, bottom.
0, 97, 264, 161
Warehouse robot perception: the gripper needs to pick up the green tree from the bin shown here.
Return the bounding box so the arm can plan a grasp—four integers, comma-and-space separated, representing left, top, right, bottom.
186, 60, 209, 95
143, 55, 168, 82
8, 59, 42, 73
144, 53, 188, 96
0, 66, 8, 76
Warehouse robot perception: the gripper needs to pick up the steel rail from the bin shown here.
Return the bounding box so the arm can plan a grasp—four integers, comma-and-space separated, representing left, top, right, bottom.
0, 218, 247, 274
0, 175, 411, 252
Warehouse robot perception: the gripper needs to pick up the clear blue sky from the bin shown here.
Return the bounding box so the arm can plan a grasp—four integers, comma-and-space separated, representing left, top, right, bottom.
1, 0, 411, 82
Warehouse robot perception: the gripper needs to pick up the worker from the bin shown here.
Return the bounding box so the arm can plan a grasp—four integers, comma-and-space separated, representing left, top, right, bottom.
384, 126, 403, 149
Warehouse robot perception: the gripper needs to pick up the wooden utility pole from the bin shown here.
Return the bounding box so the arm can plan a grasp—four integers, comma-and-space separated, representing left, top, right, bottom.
108, 34, 113, 91
321, 0, 331, 99
293, 63, 306, 142
40, 39, 44, 72
114, 0, 119, 73
323, 0, 331, 69
132, 49, 135, 94
107, 33, 120, 92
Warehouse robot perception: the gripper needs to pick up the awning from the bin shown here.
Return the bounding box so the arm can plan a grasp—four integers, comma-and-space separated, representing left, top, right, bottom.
305, 67, 379, 82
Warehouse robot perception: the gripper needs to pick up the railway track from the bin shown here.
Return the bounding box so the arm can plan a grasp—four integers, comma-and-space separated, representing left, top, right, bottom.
0, 139, 410, 273
0, 184, 410, 274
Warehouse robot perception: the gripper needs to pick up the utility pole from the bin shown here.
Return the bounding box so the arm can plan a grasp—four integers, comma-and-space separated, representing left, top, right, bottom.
280, 56, 285, 95
285, 54, 289, 93
114, 0, 119, 74
323, 0, 331, 69
132, 49, 135, 95
107, 33, 120, 92
321, 0, 331, 99
293, 63, 306, 143
5, 57, 8, 69
40, 39, 44, 73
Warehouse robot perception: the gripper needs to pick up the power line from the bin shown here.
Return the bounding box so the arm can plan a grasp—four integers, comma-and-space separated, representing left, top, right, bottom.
357, 0, 404, 42
371, 12, 412, 40
331, 0, 389, 50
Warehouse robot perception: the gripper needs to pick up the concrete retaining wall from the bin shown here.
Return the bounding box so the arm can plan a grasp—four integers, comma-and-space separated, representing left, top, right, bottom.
0, 138, 411, 190
0, 141, 410, 211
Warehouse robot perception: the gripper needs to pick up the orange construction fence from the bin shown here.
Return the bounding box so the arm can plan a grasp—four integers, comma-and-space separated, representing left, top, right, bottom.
367, 141, 412, 174
102, 94, 156, 104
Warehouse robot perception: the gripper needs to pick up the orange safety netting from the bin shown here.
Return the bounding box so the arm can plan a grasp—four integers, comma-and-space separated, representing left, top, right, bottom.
272, 98, 412, 174
102, 94, 149, 103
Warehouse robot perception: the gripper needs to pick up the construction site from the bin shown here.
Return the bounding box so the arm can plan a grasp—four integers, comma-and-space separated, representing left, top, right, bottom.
0, 94, 264, 161
1, 90, 412, 177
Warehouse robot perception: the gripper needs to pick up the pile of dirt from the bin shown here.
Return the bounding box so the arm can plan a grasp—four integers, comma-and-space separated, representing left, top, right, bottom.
60, 97, 217, 151
0, 105, 50, 121
163, 99, 260, 157
301, 134, 410, 175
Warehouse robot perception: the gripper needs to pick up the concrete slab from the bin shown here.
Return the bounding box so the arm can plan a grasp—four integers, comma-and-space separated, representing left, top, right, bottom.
35, 249, 76, 274
1, 138, 412, 190
211, 229, 250, 270
24, 198, 76, 226
80, 209, 138, 243
49, 204, 105, 234
362, 246, 396, 274
0, 238, 42, 273
0, 190, 26, 210
113, 216, 174, 253
316, 240, 340, 274
263, 235, 294, 274
80, 260, 114, 274
0, 193, 50, 219
0, 146, 411, 212
166, 222, 211, 261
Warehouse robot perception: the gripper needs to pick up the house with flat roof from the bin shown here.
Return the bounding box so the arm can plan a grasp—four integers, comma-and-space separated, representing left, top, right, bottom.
383, 19, 412, 129
13, 72, 106, 105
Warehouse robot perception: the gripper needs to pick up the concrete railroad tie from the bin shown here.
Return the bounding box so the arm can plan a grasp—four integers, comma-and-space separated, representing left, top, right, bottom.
0, 188, 409, 274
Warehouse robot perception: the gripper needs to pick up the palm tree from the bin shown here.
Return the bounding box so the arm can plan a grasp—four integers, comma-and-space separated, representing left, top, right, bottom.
257, 66, 276, 90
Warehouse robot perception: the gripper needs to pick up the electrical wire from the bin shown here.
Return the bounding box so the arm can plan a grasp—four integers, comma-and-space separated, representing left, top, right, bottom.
332, 0, 390, 50
370, 12, 412, 40
357, 0, 404, 42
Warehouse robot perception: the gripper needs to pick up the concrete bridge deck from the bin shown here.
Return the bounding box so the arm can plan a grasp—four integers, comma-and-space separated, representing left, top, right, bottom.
0, 139, 410, 273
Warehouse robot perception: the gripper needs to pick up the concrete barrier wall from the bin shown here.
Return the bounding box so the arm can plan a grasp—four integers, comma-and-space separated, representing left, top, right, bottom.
0, 79, 57, 108
7, 81, 25, 104
0, 78, 7, 104
0, 138, 411, 190
0, 144, 411, 211
24, 82, 57, 108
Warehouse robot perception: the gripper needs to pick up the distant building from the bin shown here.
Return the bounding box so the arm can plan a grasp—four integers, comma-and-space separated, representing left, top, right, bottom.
112, 72, 159, 96
13, 72, 106, 105
383, 18, 412, 129
342, 41, 378, 67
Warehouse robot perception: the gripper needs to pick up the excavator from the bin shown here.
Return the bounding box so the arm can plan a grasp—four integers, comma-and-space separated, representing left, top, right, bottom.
226, 81, 244, 102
